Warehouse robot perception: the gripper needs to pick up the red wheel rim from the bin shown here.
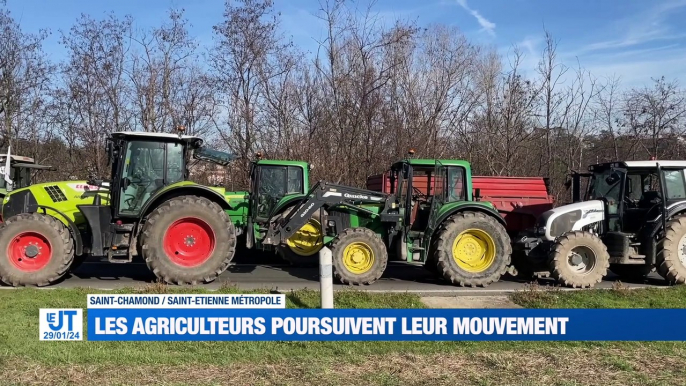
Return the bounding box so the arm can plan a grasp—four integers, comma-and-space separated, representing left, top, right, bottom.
7, 231, 53, 272
163, 217, 216, 267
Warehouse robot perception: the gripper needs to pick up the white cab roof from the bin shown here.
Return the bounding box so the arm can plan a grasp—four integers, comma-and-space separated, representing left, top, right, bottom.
0, 154, 35, 163
111, 131, 201, 141
621, 160, 686, 168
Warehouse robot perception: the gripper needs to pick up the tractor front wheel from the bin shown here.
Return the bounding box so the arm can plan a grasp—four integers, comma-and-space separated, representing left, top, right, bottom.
331, 228, 388, 285
140, 195, 237, 285
656, 216, 686, 284
275, 207, 326, 267
431, 211, 511, 287
0, 213, 74, 286
549, 231, 609, 288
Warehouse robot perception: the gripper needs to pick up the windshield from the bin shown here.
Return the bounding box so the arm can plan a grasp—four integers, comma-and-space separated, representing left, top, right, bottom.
255, 165, 304, 218
194, 147, 237, 165
588, 169, 625, 203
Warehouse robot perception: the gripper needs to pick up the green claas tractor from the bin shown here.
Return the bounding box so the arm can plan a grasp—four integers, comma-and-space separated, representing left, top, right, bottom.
0, 153, 56, 203
0, 132, 323, 287
261, 156, 512, 287
0, 131, 245, 286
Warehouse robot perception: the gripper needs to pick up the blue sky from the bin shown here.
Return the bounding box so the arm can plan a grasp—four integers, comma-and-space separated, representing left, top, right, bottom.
6, 0, 686, 88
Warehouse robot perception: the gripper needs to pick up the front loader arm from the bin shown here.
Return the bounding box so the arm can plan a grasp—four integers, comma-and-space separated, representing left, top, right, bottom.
262, 180, 393, 246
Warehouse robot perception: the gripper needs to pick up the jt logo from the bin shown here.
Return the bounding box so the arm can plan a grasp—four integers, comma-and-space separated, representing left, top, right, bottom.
47, 310, 78, 331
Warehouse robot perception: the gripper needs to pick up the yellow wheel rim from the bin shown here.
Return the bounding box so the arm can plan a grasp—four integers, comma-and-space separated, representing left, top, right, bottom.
286, 219, 323, 256
452, 228, 496, 273
342, 242, 375, 274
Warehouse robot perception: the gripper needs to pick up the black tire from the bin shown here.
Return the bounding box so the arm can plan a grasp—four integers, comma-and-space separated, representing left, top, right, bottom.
430, 211, 511, 287
656, 216, 686, 284
331, 228, 388, 285
609, 264, 654, 282
549, 231, 609, 288
140, 195, 237, 285
0, 213, 74, 286
274, 207, 326, 267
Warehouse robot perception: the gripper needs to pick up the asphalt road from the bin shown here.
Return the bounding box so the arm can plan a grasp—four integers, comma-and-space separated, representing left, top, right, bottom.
1, 253, 670, 295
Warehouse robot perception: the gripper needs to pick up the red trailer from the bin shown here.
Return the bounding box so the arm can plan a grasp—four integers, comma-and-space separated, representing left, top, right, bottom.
366, 173, 554, 235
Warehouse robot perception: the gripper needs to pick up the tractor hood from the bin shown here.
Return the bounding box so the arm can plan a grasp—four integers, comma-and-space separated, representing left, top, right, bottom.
537, 200, 604, 241
2, 180, 111, 225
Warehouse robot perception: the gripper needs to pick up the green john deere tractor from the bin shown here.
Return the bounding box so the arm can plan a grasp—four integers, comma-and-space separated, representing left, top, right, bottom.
0, 132, 323, 286
0, 153, 56, 203
261, 155, 512, 287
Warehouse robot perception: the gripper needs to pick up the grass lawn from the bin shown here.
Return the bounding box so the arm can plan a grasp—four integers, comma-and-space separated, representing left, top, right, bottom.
2, 284, 686, 385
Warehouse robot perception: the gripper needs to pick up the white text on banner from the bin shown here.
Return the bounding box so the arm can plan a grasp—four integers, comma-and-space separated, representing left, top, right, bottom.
87, 294, 286, 309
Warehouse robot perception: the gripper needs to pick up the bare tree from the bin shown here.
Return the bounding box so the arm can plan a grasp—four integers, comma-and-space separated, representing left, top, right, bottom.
0, 7, 53, 150
593, 74, 622, 160
623, 77, 686, 158
210, 0, 291, 185
129, 8, 202, 133
536, 29, 568, 177
57, 13, 134, 177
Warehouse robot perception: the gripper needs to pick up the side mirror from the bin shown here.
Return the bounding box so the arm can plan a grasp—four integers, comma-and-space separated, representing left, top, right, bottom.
605, 172, 620, 185
121, 177, 130, 190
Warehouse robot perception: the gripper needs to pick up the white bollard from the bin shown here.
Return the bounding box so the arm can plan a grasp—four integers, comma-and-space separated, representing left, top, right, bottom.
319, 246, 334, 309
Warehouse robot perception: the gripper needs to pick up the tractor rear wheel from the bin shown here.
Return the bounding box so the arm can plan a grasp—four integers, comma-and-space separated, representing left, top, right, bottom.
0, 213, 74, 286
431, 211, 511, 287
549, 231, 609, 288
656, 216, 686, 284
140, 195, 236, 285
609, 264, 654, 282
274, 207, 326, 267
331, 228, 388, 285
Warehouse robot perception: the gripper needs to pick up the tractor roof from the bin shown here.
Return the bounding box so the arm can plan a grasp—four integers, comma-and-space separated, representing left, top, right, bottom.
111, 131, 202, 142
392, 158, 471, 169
257, 159, 310, 168
0, 154, 35, 163
591, 160, 686, 170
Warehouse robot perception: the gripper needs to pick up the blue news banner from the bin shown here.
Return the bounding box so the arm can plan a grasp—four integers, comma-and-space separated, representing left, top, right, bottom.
72, 294, 686, 342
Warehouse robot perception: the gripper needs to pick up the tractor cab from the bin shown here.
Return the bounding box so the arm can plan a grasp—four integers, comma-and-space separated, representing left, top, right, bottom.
105, 131, 236, 219
389, 156, 471, 234
248, 153, 310, 222
244, 153, 317, 263
579, 161, 686, 235
0, 154, 56, 197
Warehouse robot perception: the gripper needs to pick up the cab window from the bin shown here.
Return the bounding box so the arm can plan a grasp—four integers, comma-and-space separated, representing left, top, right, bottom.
446, 167, 466, 202
663, 170, 686, 199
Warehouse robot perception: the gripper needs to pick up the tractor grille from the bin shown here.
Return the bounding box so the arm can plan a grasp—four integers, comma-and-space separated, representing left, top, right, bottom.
44, 185, 67, 202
